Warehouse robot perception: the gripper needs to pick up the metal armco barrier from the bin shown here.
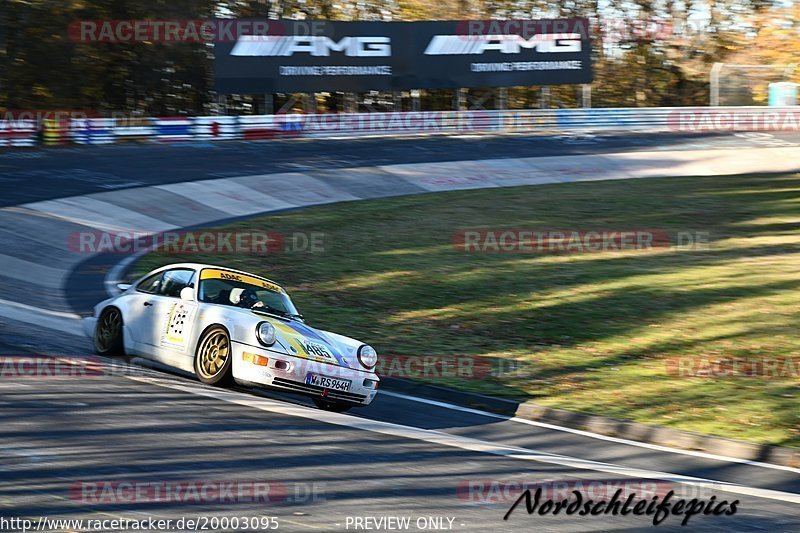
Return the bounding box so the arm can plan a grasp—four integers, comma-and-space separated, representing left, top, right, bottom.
42, 118, 71, 145
2, 107, 800, 148
238, 115, 283, 140
113, 117, 156, 143
0, 120, 38, 147
155, 117, 194, 142
71, 118, 116, 145
193, 116, 239, 141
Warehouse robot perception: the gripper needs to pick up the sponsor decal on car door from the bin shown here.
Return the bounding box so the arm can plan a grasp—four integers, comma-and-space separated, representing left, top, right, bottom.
159, 301, 198, 352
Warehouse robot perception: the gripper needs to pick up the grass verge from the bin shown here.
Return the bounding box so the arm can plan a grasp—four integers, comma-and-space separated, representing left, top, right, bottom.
133, 173, 800, 447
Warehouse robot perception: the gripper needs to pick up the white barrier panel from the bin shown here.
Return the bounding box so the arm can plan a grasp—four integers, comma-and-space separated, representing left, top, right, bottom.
193, 116, 239, 141
299, 111, 500, 137
113, 118, 157, 142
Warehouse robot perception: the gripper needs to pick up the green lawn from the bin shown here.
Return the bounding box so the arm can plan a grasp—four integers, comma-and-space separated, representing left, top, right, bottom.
133, 173, 800, 447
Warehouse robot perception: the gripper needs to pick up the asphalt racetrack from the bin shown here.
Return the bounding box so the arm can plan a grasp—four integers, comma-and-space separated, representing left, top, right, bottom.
3, 129, 800, 207
1, 131, 800, 532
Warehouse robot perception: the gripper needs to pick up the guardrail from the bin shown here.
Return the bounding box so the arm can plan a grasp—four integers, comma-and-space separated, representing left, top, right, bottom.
2, 107, 799, 147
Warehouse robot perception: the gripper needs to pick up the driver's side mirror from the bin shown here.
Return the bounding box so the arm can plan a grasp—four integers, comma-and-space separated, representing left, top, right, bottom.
180, 286, 195, 301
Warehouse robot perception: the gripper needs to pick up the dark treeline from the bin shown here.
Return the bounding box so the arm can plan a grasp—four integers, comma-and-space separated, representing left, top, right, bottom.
0, 0, 787, 115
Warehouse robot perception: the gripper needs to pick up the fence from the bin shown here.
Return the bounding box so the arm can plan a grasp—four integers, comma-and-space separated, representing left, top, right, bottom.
1, 107, 799, 147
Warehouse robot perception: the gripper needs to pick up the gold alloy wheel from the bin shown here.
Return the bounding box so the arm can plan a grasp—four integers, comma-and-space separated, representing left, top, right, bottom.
197, 328, 230, 379
95, 308, 122, 353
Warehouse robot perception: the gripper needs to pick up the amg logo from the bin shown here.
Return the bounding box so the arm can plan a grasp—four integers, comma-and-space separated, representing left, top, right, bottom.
424, 34, 582, 55
231, 35, 391, 57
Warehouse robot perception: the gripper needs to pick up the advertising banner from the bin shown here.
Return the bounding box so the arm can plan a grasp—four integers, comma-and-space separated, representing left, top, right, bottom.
214, 19, 592, 93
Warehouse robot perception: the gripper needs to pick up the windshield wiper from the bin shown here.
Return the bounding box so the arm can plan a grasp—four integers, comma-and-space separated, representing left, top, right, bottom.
251, 304, 290, 318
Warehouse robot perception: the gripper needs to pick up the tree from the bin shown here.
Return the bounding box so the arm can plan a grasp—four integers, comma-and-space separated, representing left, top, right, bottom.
0, 0, 784, 113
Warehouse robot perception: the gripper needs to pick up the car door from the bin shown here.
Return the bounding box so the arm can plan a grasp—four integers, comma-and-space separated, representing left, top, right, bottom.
127, 268, 197, 356
125, 270, 166, 351
152, 268, 199, 357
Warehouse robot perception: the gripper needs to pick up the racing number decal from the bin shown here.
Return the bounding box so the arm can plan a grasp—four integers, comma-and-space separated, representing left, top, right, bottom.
304, 341, 334, 360
160, 302, 197, 350
271, 322, 345, 366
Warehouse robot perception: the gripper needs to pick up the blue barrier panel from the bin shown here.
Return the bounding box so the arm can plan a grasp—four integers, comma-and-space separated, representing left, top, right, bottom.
155, 118, 193, 141
72, 118, 116, 144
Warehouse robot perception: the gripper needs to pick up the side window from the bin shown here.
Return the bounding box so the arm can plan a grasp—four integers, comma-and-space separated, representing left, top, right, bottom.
136, 272, 163, 294
159, 269, 196, 298
199, 278, 227, 304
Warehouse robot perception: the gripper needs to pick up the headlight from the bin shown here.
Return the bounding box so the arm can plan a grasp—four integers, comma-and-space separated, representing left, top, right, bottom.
256, 322, 276, 346
357, 345, 377, 369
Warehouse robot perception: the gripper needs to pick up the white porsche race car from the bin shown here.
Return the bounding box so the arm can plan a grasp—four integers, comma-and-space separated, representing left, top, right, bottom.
84, 263, 380, 411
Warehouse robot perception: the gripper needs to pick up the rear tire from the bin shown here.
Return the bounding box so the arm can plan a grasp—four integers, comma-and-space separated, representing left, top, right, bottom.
94, 307, 124, 356
313, 398, 353, 413
194, 326, 233, 386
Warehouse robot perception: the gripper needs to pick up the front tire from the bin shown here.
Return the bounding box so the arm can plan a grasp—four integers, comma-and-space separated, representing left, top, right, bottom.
313, 398, 353, 413
194, 326, 233, 386
94, 307, 124, 356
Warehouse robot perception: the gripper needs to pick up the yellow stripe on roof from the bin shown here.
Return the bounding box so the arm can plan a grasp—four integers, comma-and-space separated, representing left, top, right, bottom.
200, 268, 284, 294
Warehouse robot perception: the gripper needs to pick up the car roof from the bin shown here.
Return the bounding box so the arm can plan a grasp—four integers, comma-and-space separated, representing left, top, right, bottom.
145, 263, 286, 291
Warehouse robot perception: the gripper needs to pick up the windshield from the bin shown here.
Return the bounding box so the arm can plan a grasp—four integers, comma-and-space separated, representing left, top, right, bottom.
198, 269, 300, 317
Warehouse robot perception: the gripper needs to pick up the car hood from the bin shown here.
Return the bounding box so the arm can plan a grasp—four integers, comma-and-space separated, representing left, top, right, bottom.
257, 313, 363, 370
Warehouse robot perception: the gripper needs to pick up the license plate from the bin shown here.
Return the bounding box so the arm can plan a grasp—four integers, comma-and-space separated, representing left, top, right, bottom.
306, 373, 351, 392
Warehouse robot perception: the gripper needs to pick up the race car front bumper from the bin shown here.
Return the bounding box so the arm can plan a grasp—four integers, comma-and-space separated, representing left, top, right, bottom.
231, 342, 379, 406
